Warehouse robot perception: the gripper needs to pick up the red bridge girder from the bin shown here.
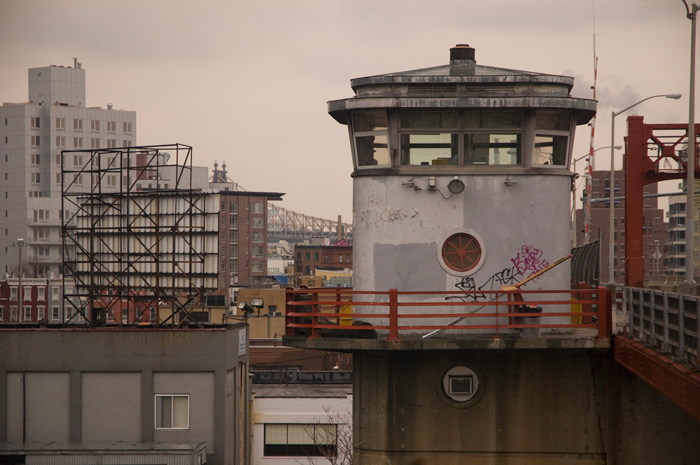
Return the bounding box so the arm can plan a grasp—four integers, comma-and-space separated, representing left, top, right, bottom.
625, 116, 700, 287
614, 335, 700, 423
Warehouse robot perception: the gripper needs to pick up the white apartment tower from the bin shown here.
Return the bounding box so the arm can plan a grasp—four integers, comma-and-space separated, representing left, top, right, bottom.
0, 59, 137, 278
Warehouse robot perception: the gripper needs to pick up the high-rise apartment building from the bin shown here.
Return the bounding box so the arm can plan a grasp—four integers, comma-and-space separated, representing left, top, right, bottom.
0, 60, 136, 278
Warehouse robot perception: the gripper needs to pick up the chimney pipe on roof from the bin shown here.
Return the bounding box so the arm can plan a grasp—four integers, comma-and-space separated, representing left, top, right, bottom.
450, 44, 476, 75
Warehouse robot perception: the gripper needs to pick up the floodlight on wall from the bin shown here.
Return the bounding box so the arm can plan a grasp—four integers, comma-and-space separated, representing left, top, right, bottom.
448, 177, 465, 194
238, 302, 255, 314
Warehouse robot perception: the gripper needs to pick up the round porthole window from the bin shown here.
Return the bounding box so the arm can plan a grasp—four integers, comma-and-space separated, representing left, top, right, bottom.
439, 364, 484, 408
437, 230, 485, 276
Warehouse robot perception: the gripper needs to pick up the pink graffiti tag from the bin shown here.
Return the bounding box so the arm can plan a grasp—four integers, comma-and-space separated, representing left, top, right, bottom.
510, 246, 549, 281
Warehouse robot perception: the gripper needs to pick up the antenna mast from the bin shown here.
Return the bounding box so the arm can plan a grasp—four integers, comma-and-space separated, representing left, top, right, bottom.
584, 6, 598, 245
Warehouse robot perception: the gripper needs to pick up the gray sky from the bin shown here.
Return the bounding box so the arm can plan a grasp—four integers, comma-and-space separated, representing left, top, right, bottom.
0, 0, 691, 221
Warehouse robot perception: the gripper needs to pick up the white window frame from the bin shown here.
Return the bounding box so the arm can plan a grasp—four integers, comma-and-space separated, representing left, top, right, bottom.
154, 394, 190, 429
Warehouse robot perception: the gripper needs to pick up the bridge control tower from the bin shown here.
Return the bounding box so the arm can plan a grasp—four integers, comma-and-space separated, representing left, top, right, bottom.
327, 44, 596, 324
285, 45, 625, 465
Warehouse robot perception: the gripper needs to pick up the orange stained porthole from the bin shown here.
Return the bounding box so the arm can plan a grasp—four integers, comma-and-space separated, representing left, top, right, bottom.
441, 232, 482, 273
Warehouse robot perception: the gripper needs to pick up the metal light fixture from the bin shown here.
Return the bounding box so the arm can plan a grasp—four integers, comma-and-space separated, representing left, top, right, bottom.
447, 177, 465, 194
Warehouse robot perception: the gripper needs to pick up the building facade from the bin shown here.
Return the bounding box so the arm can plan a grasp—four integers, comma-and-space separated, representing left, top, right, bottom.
219, 191, 284, 291
575, 169, 667, 283
0, 326, 250, 465
0, 60, 137, 278
294, 244, 353, 276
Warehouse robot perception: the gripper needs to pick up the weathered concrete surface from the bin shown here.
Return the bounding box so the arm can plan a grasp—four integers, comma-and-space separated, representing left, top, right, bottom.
350, 349, 700, 465
283, 331, 611, 351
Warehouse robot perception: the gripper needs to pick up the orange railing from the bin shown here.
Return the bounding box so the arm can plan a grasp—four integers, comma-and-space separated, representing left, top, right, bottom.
285, 287, 611, 340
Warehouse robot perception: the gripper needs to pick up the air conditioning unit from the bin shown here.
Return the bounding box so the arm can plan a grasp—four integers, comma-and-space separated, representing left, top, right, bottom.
226, 307, 237, 318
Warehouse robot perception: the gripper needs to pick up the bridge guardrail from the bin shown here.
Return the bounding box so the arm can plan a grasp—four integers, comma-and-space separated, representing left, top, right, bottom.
285, 287, 611, 340
622, 287, 700, 368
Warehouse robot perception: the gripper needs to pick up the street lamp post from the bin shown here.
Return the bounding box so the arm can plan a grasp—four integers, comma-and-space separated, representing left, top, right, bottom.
571, 146, 621, 247
684, 0, 699, 285
609, 93, 682, 284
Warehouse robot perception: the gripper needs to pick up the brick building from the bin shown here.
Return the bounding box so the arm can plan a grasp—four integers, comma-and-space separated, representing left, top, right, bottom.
218, 191, 284, 290
294, 243, 352, 276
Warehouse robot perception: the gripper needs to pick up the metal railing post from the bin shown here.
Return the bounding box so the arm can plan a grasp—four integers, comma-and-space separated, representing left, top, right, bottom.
678, 295, 686, 360
628, 287, 634, 335
388, 288, 399, 341
310, 292, 320, 339
285, 288, 294, 336
663, 291, 670, 353
597, 286, 611, 338
650, 290, 657, 345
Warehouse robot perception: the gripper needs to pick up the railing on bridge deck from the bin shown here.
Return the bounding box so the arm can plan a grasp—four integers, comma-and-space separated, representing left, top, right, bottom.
621, 287, 700, 368
616, 286, 700, 423
285, 287, 612, 340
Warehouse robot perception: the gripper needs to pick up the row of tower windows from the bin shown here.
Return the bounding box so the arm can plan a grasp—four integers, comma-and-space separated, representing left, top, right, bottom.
25, 117, 132, 133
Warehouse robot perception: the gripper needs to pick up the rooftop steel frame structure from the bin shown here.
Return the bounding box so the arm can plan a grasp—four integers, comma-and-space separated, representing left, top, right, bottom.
61, 143, 219, 327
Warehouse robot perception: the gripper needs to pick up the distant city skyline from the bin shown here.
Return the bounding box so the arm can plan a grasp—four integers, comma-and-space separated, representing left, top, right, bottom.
0, 0, 691, 220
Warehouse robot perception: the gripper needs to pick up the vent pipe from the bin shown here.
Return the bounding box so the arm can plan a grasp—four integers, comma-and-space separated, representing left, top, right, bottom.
450, 44, 476, 75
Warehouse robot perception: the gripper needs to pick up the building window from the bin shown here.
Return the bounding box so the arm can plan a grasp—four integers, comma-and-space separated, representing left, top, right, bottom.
107, 139, 116, 148
252, 202, 264, 214
339, 255, 344, 263
252, 231, 263, 243
91, 120, 100, 131
107, 121, 116, 132
31, 172, 40, 184
73, 137, 83, 148
74, 119, 83, 131
31, 154, 40, 165
23, 306, 31, 322
252, 261, 264, 273
353, 110, 390, 167
533, 110, 571, 166
252, 246, 264, 257
56, 135, 66, 147
324, 254, 329, 262
314, 252, 320, 260
252, 217, 263, 228
91, 138, 100, 149
10, 287, 17, 300
149, 307, 156, 322
31, 117, 40, 128
123, 122, 132, 133
122, 309, 128, 324
264, 423, 337, 457
155, 394, 189, 429
398, 110, 523, 166
31, 135, 40, 147
37, 306, 45, 321
10, 306, 18, 322
56, 117, 65, 130
52, 307, 60, 322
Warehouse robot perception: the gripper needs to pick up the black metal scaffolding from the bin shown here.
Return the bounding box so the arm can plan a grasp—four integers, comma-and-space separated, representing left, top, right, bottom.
61, 144, 219, 327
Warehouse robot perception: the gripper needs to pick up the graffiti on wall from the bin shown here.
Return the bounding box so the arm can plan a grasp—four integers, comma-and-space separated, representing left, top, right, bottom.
454, 246, 548, 301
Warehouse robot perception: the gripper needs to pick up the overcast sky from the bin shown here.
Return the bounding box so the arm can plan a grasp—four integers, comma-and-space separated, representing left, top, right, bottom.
0, 0, 692, 220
